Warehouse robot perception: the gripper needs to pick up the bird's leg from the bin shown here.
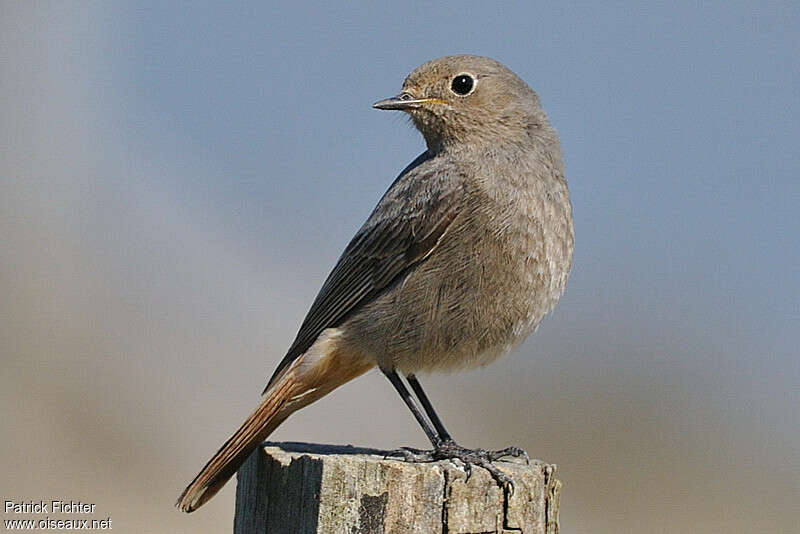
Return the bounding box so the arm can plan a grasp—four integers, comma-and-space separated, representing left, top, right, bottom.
383, 370, 528, 490
406, 374, 528, 463
406, 374, 452, 443
382, 369, 443, 448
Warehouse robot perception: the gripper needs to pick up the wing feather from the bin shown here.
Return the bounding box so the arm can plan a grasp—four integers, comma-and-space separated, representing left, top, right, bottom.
264, 154, 464, 391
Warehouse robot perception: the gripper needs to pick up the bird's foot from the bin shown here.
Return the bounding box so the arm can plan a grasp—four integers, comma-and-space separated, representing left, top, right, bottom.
385, 441, 528, 492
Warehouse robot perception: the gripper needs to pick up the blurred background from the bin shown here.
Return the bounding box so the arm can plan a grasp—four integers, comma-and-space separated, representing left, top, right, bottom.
2, 2, 798, 532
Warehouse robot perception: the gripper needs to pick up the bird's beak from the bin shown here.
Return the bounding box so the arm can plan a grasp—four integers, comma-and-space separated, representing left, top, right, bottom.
373, 93, 434, 110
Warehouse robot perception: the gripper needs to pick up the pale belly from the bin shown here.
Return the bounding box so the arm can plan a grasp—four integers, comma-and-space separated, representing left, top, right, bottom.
340, 189, 573, 374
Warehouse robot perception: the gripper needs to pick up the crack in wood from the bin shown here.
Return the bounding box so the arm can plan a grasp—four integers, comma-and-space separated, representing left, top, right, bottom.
234, 442, 559, 533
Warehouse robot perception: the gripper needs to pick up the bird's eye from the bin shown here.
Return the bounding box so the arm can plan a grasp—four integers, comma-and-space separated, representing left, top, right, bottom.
450, 74, 475, 96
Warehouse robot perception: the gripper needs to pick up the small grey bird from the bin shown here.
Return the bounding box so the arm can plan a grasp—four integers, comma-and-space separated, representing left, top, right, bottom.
177, 55, 573, 512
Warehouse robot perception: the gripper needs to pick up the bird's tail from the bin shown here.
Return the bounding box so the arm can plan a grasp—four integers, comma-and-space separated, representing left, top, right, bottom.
176, 345, 372, 513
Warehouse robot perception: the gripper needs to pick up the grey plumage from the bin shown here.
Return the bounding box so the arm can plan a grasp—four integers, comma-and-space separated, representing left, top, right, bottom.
271, 55, 572, 383
178, 54, 573, 513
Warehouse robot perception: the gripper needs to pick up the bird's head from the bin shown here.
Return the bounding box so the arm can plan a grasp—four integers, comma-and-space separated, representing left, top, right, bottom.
374, 55, 550, 152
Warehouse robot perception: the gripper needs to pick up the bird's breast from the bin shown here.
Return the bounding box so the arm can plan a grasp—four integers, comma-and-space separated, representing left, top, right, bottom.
391, 166, 572, 372
338, 152, 573, 375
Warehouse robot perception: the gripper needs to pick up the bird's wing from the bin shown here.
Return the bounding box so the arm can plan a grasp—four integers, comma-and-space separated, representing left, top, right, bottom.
264, 155, 464, 391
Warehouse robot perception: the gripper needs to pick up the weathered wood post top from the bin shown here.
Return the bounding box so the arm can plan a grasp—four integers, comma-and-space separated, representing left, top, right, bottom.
235, 442, 560, 534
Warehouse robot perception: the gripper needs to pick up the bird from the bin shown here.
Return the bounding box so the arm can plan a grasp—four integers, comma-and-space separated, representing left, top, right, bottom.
177, 54, 573, 513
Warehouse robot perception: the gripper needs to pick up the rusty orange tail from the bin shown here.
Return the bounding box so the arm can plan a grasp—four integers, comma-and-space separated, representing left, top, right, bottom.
176, 347, 372, 513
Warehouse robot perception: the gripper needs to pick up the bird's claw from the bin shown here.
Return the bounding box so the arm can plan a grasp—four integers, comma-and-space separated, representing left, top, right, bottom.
384, 446, 430, 462
486, 446, 530, 464
387, 441, 524, 492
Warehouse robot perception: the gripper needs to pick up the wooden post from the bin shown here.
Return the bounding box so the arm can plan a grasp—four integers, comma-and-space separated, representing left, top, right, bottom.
235, 442, 561, 534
